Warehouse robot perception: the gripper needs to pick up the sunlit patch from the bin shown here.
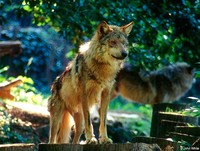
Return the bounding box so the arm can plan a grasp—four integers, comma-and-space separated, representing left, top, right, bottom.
163, 35, 168, 40
79, 42, 90, 53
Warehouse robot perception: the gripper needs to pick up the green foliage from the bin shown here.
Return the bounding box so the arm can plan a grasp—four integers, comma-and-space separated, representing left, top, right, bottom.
181, 97, 200, 117
195, 70, 200, 78
0, 68, 45, 144
0, 66, 48, 105
0, 109, 31, 143
0, 28, 49, 91
0, 66, 9, 82
179, 140, 192, 148
109, 96, 152, 135
110, 96, 152, 116
165, 97, 200, 117
0, 0, 12, 24
17, 0, 200, 70
12, 76, 48, 106
1, 1, 199, 143
0, 27, 68, 92
1, 0, 200, 93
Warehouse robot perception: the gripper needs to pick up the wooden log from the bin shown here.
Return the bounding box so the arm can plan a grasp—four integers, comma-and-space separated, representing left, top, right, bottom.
39, 144, 81, 151
175, 126, 200, 136
0, 143, 34, 151
0, 41, 22, 57
159, 112, 199, 126
192, 138, 200, 147
39, 143, 161, 151
0, 79, 23, 100
150, 103, 192, 137
160, 119, 187, 137
152, 112, 199, 138
132, 136, 180, 151
169, 132, 199, 144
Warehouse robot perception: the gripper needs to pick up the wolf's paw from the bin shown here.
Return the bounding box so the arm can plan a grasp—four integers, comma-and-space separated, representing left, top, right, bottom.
85, 137, 98, 144
99, 137, 113, 144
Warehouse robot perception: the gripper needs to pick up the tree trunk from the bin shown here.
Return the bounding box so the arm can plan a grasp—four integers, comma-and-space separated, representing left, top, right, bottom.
0, 144, 34, 151
39, 143, 161, 151
0, 41, 22, 57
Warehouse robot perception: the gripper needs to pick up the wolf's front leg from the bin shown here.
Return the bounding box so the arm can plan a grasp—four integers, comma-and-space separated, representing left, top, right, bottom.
72, 107, 84, 144
99, 88, 113, 144
82, 94, 98, 144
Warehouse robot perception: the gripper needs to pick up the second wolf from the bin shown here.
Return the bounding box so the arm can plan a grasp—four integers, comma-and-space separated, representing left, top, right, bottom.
113, 62, 194, 104
48, 21, 133, 144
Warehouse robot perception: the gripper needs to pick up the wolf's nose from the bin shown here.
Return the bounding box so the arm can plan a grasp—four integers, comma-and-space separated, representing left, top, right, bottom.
187, 66, 194, 74
121, 51, 128, 58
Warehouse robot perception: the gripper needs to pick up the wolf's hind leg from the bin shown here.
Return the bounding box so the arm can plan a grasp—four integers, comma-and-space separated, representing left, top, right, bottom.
49, 111, 63, 143
57, 110, 73, 143
48, 98, 65, 143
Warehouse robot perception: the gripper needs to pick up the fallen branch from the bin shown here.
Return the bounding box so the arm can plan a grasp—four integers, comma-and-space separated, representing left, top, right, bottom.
0, 79, 23, 100
0, 41, 22, 57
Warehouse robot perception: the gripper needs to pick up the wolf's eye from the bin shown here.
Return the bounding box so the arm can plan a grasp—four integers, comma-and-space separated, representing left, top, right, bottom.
123, 41, 128, 47
109, 40, 117, 47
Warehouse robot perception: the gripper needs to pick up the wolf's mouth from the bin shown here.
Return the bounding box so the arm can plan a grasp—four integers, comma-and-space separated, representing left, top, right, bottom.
111, 55, 126, 60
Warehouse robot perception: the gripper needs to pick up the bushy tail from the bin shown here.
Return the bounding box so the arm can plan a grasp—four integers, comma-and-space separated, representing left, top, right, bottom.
57, 110, 73, 143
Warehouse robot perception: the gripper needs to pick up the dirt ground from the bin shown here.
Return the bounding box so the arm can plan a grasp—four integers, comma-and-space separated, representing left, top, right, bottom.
4, 102, 50, 145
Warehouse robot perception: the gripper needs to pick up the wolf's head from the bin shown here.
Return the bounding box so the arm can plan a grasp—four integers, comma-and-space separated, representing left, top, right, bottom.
93, 21, 133, 61
173, 62, 194, 88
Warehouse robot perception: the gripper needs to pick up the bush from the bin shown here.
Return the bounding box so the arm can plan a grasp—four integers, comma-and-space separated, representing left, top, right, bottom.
2, 1, 200, 69
0, 26, 70, 92
20, 0, 200, 69
0, 68, 43, 143
1, 1, 200, 92
0, 109, 34, 143
0, 69, 48, 106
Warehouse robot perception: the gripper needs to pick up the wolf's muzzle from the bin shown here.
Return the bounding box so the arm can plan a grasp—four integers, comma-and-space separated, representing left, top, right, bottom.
111, 51, 127, 60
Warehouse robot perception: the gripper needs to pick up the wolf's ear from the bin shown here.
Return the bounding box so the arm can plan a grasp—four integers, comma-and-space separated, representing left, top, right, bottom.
121, 22, 134, 36
97, 21, 113, 39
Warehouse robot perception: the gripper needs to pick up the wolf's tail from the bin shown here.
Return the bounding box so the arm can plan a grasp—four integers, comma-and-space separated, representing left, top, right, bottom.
57, 110, 73, 143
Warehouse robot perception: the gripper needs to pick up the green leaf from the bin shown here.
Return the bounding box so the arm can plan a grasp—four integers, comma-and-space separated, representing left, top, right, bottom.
195, 71, 200, 78
0, 66, 9, 73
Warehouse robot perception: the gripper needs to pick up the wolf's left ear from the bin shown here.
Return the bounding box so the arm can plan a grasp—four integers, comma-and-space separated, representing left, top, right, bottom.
97, 21, 113, 39
121, 22, 134, 36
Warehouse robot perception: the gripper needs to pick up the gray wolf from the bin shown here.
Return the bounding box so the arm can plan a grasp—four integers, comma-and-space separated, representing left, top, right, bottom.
113, 62, 194, 104
48, 21, 133, 144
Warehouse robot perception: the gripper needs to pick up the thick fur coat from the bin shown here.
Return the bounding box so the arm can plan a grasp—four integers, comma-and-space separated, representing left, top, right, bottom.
48, 21, 133, 144
113, 62, 194, 104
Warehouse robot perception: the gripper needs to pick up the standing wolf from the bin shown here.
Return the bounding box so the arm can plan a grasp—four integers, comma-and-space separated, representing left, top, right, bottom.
48, 21, 133, 144
113, 62, 194, 104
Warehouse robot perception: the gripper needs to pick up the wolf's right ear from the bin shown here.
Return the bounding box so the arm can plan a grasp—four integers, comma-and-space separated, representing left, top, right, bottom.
97, 21, 113, 39
187, 66, 194, 74
121, 22, 134, 36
